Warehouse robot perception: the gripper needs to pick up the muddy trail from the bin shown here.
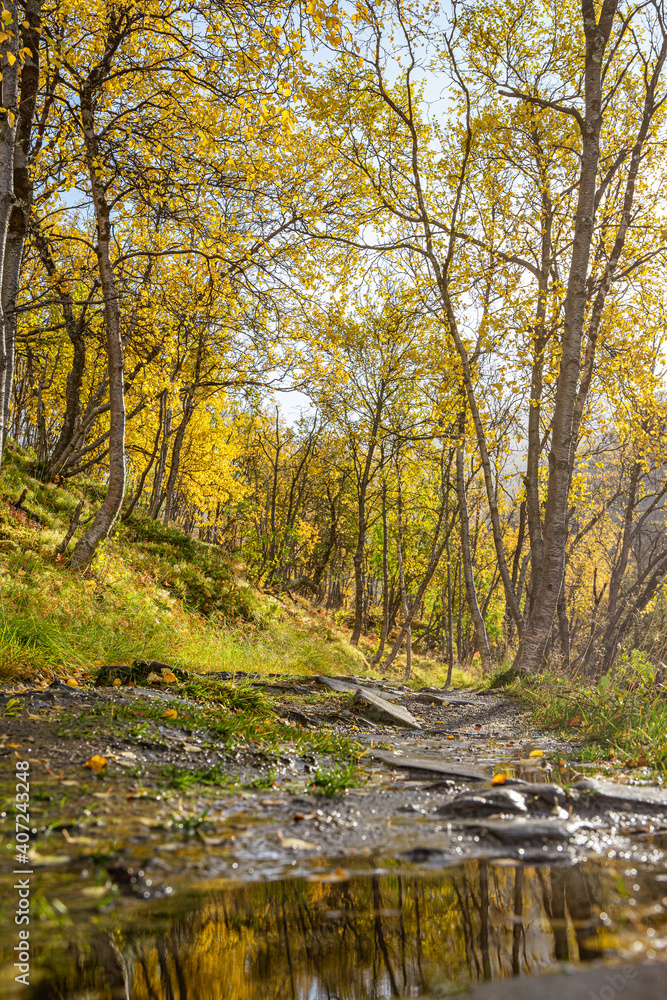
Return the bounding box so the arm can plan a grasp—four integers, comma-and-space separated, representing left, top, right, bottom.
1, 668, 666, 998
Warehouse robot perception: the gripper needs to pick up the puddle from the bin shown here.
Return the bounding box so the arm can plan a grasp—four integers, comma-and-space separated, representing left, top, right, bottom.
1, 857, 667, 998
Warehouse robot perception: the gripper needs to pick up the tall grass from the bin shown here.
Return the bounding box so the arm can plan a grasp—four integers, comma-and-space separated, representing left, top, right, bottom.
510, 651, 667, 771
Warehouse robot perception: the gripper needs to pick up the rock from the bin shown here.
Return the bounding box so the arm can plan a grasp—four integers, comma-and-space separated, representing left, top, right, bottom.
454, 818, 576, 844
374, 751, 489, 781
574, 778, 667, 809
316, 675, 420, 726
436, 788, 528, 818
412, 692, 472, 706
95, 660, 190, 687
353, 687, 421, 728
316, 675, 357, 694
509, 782, 570, 808
462, 963, 663, 1000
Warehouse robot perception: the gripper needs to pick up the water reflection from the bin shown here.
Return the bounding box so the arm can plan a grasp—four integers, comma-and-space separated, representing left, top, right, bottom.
4, 859, 667, 999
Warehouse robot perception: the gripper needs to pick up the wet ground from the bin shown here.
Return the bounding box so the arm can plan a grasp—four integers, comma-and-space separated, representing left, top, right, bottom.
1, 671, 666, 997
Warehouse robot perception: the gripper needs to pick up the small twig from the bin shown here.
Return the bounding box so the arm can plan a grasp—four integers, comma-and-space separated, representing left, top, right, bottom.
54, 500, 85, 557
11, 488, 44, 525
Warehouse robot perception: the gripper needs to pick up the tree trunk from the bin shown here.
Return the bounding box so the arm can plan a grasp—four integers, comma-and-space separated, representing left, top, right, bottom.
381, 463, 451, 675
350, 398, 383, 645
514, 0, 619, 670
0, 1, 21, 470
456, 429, 491, 672
371, 477, 390, 665
444, 555, 454, 688
122, 391, 166, 521
2, 1, 41, 449
394, 466, 412, 681
162, 403, 193, 526
35, 226, 89, 477
149, 405, 172, 517
70, 76, 126, 569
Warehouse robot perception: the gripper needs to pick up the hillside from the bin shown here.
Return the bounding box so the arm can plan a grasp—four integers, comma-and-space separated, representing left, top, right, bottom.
0, 448, 460, 688
0, 448, 371, 683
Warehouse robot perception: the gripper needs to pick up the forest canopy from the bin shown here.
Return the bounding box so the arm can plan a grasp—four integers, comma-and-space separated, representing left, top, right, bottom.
3, 0, 667, 676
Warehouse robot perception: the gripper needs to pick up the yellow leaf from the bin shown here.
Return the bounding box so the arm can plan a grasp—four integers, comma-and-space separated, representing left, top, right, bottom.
162, 671, 177, 683
84, 755, 108, 773
112, 678, 122, 687
492, 772, 507, 785
529, 749, 544, 758
6, 53, 15, 66
7, 742, 20, 748
66, 678, 78, 687
162, 708, 178, 719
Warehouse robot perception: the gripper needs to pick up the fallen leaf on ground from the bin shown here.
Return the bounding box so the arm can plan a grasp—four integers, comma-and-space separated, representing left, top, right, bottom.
112, 678, 122, 687
162, 672, 177, 683
276, 830, 318, 850
146, 672, 160, 683
162, 709, 178, 719
84, 755, 108, 773
66, 678, 78, 687
529, 749, 544, 758
492, 772, 507, 785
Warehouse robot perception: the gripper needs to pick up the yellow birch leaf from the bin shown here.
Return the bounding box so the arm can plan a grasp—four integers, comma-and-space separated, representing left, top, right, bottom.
84, 755, 108, 773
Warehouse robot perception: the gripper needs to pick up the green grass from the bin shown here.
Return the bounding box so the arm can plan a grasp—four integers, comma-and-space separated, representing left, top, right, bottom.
0, 450, 368, 682
311, 760, 360, 797
509, 652, 667, 772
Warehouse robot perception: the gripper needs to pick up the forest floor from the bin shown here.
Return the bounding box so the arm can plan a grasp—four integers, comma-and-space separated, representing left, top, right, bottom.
2, 668, 667, 996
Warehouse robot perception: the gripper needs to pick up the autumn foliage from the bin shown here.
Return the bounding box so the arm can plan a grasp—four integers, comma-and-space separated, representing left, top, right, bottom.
1, 0, 666, 677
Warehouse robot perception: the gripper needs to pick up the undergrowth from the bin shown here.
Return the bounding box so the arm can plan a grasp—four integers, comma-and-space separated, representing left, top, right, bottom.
0, 450, 368, 682
510, 650, 667, 772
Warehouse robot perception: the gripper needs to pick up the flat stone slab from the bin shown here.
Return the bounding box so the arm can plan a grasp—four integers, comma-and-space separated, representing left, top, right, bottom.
353, 687, 420, 728
464, 963, 663, 1000
316, 675, 357, 694
575, 778, 667, 809
374, 751, 489, 781
316, 675, 420, 728
454, 817, 577, 844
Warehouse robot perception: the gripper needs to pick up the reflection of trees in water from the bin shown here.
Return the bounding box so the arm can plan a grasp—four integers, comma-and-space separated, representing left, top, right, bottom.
18, 863, 614, 999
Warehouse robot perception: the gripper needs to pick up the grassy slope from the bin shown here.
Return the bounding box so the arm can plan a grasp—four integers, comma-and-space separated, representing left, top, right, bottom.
0, 450, 470, 688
